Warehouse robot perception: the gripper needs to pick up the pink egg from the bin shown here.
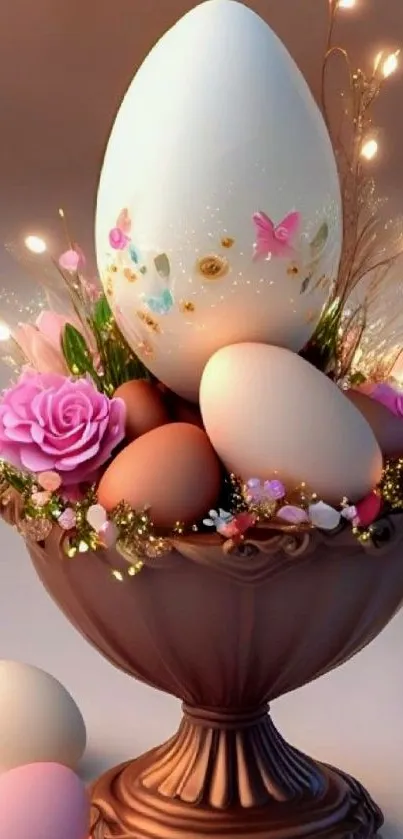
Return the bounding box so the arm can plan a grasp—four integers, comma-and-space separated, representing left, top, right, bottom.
0, 762, 90, 839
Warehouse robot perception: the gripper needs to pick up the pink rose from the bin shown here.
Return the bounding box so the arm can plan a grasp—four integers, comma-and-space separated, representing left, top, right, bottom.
0, 371, 126, 486
355, 382, 403, 416
109, 228, 130, 250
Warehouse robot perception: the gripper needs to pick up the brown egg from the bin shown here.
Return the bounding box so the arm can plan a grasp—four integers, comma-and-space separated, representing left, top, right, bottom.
97, 422, 221, 528
167, 391, 204, 429
114, 380, 170, 441
345, 389, 403, 458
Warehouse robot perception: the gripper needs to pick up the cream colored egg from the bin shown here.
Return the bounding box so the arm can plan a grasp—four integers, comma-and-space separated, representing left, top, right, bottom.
0, 661, 86, 773
200, 343, 383, 503
96, 0, 341, 402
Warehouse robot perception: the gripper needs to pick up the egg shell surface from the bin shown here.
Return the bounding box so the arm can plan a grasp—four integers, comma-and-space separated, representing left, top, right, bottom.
96, 0, 342, 401
97, 422, 221, 527
200, 342, 383, 503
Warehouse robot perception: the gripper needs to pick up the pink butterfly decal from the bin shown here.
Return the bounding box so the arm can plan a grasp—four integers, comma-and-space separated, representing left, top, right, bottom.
252, 211, 300, 261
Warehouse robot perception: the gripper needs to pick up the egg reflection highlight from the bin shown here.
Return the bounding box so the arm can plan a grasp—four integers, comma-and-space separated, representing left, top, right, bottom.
96, 0, 342, 401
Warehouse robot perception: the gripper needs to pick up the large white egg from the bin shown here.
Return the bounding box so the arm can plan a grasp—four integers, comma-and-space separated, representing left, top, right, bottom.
200, 343, 383, 503
96, 0, 342, 401
0, 661, 86, 773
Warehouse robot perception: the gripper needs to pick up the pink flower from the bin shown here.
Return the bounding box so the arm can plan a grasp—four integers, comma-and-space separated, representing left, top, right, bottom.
109, 228, 130, 250
59, 248, 85, 273
357, 382, 403, 417
14, 311, 82, 375
0, 371, 126, 486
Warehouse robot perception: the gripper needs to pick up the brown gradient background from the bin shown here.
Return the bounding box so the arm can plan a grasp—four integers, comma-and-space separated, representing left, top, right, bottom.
0, 0, 402, 298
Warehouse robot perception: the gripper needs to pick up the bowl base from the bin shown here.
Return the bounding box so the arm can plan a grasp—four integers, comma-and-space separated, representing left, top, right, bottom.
89, 711, 382, 839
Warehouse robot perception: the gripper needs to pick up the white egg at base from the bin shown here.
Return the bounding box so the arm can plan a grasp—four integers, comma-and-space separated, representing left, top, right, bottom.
0, 661, 86, 774
96, 0, 342, 402
200, 343, 383, 504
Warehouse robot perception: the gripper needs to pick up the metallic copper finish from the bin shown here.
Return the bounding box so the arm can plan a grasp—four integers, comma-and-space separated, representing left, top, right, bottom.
3, 493, 403, 837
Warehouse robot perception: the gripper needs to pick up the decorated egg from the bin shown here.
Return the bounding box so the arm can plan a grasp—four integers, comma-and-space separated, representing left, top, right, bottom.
200, 343, 383, 503
97, 422, 221, 527
95, 0, 342, 401
114, 379, 170, 440
0, 661, 86, 774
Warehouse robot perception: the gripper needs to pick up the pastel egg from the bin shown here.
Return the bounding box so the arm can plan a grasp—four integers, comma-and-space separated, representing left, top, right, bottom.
345, 389, 403, 458
97, 422, 221, 527
0, 763, 89, 839
114, 379, 170, 440
0, 661, 86, 774
200, 343, 383, 503
96, 0, 341, 401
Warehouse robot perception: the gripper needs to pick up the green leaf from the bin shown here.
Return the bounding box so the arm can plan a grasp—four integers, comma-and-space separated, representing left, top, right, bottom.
93, 295, 112, 330
310, 222, 329, 256
61, 323, 99, 382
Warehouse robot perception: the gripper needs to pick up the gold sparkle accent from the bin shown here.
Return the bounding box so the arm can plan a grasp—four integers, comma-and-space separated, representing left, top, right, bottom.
105, 276, 113, 297
196, 254, 229, 280
112, 570, 124, 582
109, 264, 118, 273
18, 517, 53, 542
221, 236, 235, 249
136, 311, 161, 333
124, 268, 138, 283
179, 300, 195, 313
136, 340, 154, 357
287, 262, 300, 276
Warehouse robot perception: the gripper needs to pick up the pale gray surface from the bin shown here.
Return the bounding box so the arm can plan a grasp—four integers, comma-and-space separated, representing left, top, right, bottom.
1, 517, 403, 837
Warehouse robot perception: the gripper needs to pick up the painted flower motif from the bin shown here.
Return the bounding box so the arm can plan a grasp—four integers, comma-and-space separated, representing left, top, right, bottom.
109, 228, 130, 250
0, 371, 126, 486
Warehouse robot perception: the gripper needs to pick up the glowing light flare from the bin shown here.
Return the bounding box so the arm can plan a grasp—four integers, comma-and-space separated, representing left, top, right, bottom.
361, 139, 379, 161
25, 235, 47, 255
0, 323, 11, 342
337, 0, 356, 9
382, 51, 400, 78
374, 50, 400, 78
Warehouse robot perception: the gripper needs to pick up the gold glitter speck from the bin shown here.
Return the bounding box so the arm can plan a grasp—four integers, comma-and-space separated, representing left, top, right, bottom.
137, 311, 161, 333
287, 263, 299, 276
137, 340, 154, 357
105, 276, 113, 297
221, 236, 235, 249
180, 300, 195, 313
124, 268, 138, 283
196, 255, 229, 280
